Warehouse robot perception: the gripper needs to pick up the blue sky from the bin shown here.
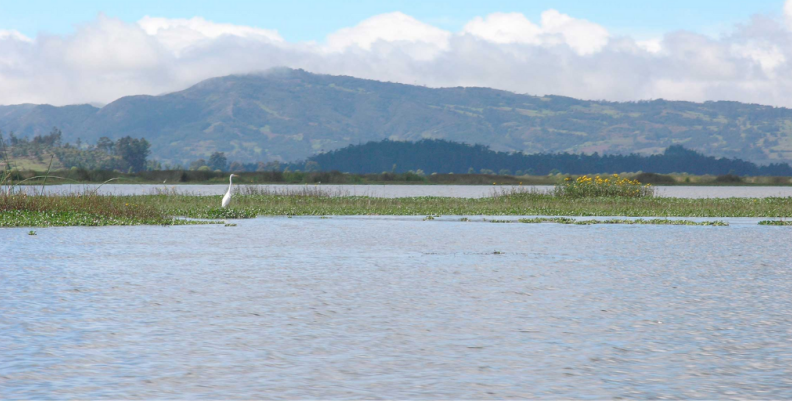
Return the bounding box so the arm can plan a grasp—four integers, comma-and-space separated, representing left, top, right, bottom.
0, 0, 785, 41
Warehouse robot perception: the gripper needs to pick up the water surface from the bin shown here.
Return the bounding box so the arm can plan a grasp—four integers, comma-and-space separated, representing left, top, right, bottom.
2, 217, 792, 399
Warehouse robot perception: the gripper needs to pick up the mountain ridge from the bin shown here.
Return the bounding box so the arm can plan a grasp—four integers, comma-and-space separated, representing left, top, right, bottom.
2, 68, 792, 165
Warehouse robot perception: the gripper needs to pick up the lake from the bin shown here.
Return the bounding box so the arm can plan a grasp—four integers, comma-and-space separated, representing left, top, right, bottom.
21, 183, 792, 198
3, 216, 792, 399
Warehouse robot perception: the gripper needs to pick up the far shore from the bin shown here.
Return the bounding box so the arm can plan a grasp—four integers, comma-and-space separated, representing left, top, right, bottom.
3, 169, 792, 187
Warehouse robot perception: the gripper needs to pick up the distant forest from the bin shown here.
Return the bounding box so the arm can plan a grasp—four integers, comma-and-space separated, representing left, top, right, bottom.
295, 139, 792, 176
0, 128, 153, 172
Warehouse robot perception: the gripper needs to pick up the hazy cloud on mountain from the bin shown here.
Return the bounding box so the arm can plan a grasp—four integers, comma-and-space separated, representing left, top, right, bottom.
2, 1, 792, 106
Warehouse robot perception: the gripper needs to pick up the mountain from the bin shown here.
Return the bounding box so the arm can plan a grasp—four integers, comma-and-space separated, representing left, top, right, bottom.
2, 68, 792, 165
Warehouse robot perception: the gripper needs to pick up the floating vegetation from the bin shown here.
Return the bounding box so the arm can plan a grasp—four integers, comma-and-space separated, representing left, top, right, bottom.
486, 217, 729, 226
142, 193, 790, 219
28, 230, 36, 235
224, 223, 237, 227
758, 220, 792, 226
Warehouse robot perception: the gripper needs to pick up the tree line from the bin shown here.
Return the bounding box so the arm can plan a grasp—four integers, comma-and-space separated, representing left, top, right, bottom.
0, 128, 151, 172
6, 128, 792, 177
291, 139, 792, 176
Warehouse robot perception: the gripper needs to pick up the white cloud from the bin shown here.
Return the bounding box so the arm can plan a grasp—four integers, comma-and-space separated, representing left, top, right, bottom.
463, 13, 542, 45
785, 0, 792, 27
325, 12, 450, 60
138, 16, 283, 55
636, 38, 662, 53
0, 30, 32, 42
731, 42, 786, 77
463, 10, 609, 55
2, 6, 792, 107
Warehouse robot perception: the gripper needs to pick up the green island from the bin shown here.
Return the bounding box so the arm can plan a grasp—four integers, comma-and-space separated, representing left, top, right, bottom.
2, 175, 792, 227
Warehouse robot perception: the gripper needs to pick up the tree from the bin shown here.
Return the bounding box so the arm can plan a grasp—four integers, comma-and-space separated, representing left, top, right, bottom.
304, 161, 320, 172
115, 136, 151, 173
229, 161, 244, 172
208, 152, 228, 171
190, 159, 207, 170
96, 137, 115, 154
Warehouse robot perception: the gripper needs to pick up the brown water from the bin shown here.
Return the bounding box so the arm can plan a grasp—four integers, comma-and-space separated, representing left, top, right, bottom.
2, 216, 792, 398
21, 183, 792, 198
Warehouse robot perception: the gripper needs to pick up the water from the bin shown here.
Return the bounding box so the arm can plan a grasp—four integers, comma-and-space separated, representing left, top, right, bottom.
16, 183, 792, 198
3, 216, 792, 399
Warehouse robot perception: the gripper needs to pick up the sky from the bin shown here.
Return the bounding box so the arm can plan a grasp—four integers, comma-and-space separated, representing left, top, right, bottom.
2, 0, 792, 106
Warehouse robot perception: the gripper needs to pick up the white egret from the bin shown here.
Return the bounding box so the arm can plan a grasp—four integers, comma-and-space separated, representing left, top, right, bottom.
221, 174, 239, 208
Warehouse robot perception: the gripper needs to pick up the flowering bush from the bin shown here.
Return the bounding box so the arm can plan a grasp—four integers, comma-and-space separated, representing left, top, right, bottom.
554, 174, 654, 198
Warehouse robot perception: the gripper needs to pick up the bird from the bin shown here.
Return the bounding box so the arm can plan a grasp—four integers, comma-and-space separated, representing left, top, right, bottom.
221, 174, 239, 208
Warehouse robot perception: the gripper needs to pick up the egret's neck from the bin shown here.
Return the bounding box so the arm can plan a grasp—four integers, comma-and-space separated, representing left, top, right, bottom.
227, 176, 234, 192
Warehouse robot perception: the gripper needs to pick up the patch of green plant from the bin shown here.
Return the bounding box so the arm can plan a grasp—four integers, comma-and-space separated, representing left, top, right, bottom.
758, 220, 792, 226
487, 217, 715, 225
485, 217, 728, 226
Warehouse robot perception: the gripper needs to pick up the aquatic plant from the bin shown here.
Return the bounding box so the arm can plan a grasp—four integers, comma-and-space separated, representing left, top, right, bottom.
486, 217, 728, 226
758, 220, 792, 226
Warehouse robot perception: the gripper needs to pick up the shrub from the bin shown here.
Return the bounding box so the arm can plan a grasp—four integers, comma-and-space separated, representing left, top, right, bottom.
634, 172, 676, 184
554, 174, 654, 198
714, 174, 743, 183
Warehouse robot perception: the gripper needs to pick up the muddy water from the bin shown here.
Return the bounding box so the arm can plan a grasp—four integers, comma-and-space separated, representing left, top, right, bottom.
2, 217, 792, 398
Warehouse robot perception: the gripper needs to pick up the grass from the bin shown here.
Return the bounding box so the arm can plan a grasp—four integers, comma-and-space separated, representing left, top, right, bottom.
131, 188, 792, 220
2, 182, 792, 227
0, 188, 221, 227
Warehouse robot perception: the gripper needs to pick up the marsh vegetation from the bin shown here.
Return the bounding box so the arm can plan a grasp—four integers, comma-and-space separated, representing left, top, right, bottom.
3, 173, 791, 227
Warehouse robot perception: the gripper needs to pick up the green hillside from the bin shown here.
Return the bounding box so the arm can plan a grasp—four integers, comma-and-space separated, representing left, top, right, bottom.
1, 68, 792, 165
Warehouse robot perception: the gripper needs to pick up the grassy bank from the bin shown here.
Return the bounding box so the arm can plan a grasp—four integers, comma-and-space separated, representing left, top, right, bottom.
3, 186, 792, 228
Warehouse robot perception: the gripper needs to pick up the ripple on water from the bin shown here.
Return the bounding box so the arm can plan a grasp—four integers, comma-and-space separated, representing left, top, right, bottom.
1, 217, 792, 399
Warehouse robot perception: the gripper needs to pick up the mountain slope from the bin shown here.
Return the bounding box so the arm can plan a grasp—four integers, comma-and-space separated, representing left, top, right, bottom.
2, 68, 792, 164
